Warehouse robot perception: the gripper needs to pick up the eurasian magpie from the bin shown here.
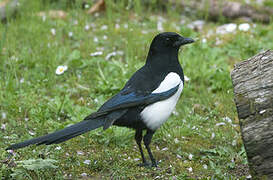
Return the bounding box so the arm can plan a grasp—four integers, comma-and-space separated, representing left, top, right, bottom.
6, 32, 194, 167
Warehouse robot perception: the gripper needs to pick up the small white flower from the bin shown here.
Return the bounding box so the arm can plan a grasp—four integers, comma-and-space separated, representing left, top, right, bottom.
187, 167, 193, 173
11, 56, 18, 61
238, 23, 250, 31
157, 21, 164, 31
101, 25, 108, 30
105, 51, 123, 60
2, 112, 7, 119
90, 51, 103, 57
106, 52, 116, 60
77, 151, 84, 155
7, 149, 16, 156
211, 132, 215, 139
103, 35, 108, 40
28, 131, 35, 136
223, 117, 232, 123
81, 173, 87, 177
161, 147, 168, 151
232, 140, 236, 146
134, 158, 140, 161
94, 12, 99, 17
215, 37, 222, 45
73, 20, 78, 25
20, 78, 24, 83
84, 4, 90, 9
123, 24, 128, 29
50, 28, 56, 36
55, 146, 62, 150
93, 37, 98, 43
7, 149, 13, 153
115, 24, 120, 29
84, 25, 90, 31
216, 122, 226, 126
174, 138, 179, 144
1, 123, 6, 130
176, 154, 182, 159
184, 75, 190, 82
203, 164, 208, 169
83, 160, 90, 165
68, 32, 73, 37
25, 118, 29, 121
188, 154, 193, 160
202, 38, 207, 43
259, 110, 266, 114
56, 65, 68, 75
246, 175, 252, 179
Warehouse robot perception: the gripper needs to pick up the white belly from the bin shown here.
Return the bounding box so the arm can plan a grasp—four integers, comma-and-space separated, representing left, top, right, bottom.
140, 72, 183, 130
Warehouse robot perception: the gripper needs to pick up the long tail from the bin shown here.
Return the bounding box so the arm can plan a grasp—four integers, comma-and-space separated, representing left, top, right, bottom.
6, 118, 104, 150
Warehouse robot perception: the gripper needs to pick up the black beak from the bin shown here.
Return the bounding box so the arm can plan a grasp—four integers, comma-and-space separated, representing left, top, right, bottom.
173, 37, 195, 47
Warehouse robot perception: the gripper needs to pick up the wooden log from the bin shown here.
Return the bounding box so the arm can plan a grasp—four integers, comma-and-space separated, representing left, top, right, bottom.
170, 0, 272, 24
0, 0, 19, 23
231, 50, 273, 179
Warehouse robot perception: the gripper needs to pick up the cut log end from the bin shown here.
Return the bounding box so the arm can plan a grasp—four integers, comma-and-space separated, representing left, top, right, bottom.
231, 50, 273, 179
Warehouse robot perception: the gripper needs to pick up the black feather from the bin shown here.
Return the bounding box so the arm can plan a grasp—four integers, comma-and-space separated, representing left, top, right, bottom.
6, 118, 105, 150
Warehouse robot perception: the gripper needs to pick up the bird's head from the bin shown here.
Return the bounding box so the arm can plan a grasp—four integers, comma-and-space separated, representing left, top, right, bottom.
149, 32, 194, 53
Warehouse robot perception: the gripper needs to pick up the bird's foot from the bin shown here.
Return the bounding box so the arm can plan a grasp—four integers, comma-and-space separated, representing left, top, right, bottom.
138, 162, 151, 167
137, 161, 158, 168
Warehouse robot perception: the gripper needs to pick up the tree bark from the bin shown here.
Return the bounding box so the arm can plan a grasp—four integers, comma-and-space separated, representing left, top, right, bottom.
231, 50, 273, 179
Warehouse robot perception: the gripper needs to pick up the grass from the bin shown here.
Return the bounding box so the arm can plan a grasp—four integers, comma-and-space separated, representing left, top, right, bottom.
0, 0, 273, 179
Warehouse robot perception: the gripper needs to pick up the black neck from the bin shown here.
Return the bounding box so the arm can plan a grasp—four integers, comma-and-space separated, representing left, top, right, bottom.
145, 48, 184, 83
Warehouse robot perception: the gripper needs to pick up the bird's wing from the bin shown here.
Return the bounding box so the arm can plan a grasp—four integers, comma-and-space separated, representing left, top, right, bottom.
84, 84, 180, 121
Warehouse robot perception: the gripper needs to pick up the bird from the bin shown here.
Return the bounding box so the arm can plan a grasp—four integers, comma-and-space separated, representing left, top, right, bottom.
6, 32, 194, 167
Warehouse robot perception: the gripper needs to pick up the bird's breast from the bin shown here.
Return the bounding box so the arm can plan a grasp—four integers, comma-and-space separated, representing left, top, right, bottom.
140, 72, 183, 130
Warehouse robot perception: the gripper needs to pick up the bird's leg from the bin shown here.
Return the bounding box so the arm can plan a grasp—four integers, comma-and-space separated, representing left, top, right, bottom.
135, 129, 148, 166
144, 129, 157, 167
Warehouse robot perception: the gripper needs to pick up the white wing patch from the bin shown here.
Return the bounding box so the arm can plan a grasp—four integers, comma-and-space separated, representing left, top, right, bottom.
140, 72, 183, 130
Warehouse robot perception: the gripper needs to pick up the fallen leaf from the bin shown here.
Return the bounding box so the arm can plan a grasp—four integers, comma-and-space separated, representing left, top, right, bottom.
0, 0, 10, 8
37, 10, 67, 19
87, 0, 105, 15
